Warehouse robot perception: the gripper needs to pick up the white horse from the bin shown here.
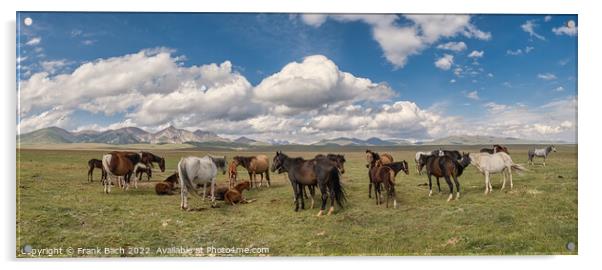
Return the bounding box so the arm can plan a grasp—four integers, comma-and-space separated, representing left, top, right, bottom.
414, 151, 431, 174
469, 152, 529, 194
177, 155, 227, 210
528, 145, 557, 166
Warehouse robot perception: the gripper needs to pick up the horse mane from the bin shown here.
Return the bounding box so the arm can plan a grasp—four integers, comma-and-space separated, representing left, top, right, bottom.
209, 156, 226, 168
233, 156, 254, 168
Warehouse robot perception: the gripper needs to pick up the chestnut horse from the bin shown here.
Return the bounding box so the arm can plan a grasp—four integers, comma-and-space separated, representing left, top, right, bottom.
87, 158, 106, 182
365, 149, 394, 198
155, 172, 179, 195
224, 181, 252, 205
369, 159, 398, 208
227, 160, 239, 188
101, 151, 144, 193
233, 155, 270, 188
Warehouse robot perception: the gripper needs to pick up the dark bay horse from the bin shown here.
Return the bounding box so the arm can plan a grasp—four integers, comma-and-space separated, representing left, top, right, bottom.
87, 158, 106, 182
480, 144, 510, 154
101, 151, 144, 193
139, 151, 166, 180
271, 151, 346, 216
233, 155, 271, 188
302, 154, 347, 201
135, 165, 152, 181
431, 149, 462, 160
369, 160, 398, 208
418, 152, 471, 202
155, 172, 179, 195
365, 150, 394, 199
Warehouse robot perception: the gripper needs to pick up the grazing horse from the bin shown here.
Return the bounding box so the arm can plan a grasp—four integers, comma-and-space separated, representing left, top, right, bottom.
227, 160, 239, 188
177, 155, 227, 210
271, 151, 346, 216
155, 172, 179, 195
101, 151, 143, 193
224, 181, 252, 205
233, 155, 271, 188
418, 152, 471, 202
369, 160, 398, 208
528, 145, 557, 167
414, 152, 432, 174
469, 152, 528, 194
302, 154, 347, 202
139, 151, 166, 180
480, 144, 510, 154
87, 158, 106, 182
135, 164, 152, 181
365, 149, 394, 198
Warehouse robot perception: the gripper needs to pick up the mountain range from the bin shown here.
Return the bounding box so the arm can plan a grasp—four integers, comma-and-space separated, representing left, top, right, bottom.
18, 126, 568, 146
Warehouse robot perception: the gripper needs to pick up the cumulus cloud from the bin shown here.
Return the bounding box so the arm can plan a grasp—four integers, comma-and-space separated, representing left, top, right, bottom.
537, 73, 557, 80
466, 90, 480, 100
521, 20, 546, 40
436, 41, 467, 52
544, 15, 552, 22
299, 14, 490, 68
25, 37, 41, 46
434, 54, 454, 70
552, 21, 578, 36
468, 50, 484, 58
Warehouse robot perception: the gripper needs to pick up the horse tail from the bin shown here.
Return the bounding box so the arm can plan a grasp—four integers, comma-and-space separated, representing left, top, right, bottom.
178, 158, 198, 195
329, 168, 347, 208
511, 163, 530, 174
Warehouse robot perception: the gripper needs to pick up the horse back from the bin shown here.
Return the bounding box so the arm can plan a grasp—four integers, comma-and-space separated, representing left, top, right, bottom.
250, 155, 269, 172
380, 153, 394, 164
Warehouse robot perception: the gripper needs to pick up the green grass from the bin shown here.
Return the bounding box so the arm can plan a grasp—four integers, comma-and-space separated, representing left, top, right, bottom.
16, 145, 577, 257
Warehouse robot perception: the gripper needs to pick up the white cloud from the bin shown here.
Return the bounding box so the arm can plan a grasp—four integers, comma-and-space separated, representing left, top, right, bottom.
18, 106, 71, 133
554, 86, 565, 92
299, 14, 490, 69
487, 73, 494, 78
552, 21, 578, 36
507, 49, 523, 55
544, 15, 552, 22
40, 59, 68, 75
25, 37, 41, 46
521, 20, 546, 40
525, 46, 534, 53
450, 79, 456, 83
468, 50, 484, 58
537, 73, 557, 80
434, 54, 454, 70
466, 90, 480, 100
254, 55, 394, 111
437, 41, 467, 52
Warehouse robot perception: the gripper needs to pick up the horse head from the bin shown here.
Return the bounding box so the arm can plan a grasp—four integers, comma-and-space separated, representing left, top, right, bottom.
271, 151, 285, 173
417, 154, 429, 173
550, 145, 557, 152
210, 156, 227, 175
158, 157, 166, 172
401, 160, 409, 175
460, 152, 472, 167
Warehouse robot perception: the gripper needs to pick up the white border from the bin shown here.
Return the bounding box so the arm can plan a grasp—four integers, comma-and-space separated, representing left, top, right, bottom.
1, 0, 599, 270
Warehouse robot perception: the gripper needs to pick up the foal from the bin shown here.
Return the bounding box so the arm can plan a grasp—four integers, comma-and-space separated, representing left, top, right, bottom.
135, 164, 152, 181
224, 181, 252, 205
228, 160, 239, 188
369, 160, 398, 208
87, 158, 106, 182
155, 172, 179, 195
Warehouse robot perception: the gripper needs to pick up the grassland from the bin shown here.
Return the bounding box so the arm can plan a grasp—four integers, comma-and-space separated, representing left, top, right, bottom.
16, 145, 577, 257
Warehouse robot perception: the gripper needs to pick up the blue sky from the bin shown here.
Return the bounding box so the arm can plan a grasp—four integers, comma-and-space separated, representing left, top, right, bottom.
16, 13, 578, 143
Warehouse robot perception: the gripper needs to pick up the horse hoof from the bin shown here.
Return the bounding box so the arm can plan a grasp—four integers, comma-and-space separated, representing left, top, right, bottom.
316, 210, 324, 217
327, 207, 334, 215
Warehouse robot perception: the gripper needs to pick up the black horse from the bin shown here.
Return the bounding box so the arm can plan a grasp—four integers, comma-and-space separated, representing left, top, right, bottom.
418, 152, 471, 202
431, 149, 462, 161
271, 151, 346, 216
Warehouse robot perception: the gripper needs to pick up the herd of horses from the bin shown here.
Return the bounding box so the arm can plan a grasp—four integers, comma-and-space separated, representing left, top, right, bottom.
85, 145, 557, 216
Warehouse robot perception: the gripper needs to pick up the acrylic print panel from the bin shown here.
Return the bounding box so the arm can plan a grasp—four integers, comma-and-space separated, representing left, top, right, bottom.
16, 12, 577, 257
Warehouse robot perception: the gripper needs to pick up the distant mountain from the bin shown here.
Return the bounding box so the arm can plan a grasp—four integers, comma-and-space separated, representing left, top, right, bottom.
312, 137, 402, 146
234, 136, 270, 146
424, 135, 567, 145
18, 126, 230, 145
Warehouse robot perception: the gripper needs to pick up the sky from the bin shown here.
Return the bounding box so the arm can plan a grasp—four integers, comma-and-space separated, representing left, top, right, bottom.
16, 13, 578, 143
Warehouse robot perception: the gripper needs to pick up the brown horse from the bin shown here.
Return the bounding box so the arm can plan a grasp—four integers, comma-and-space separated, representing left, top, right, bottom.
233, 155, 270, 188
480, 144, 510, 154
227, 160, 239, 188
155, 172, 179, 195
87, 158, 106, 182
224, 181, 252, 205
365, 149, 394, 198
369, 160, 398, 208
135, 165, 152, 181
101, 151, 143, 193
418, 152, 471, 202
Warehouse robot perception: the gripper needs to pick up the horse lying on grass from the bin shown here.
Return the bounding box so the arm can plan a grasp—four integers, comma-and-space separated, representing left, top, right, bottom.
155, 172, 179, 195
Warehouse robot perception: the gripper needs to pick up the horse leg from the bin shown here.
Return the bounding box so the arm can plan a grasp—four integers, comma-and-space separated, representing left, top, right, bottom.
88, 167, 93, 182
317, 182, 328, 217
427, 174, 433, 197
484, 172, 490, 194
327, 182, 335, 215
202, 183, 207, 201
259, 173, 264, 187
501, 168, 507, 190
309, 185, 315, 209
508, 166, 513, 189
266, 170, 271, 187
210, 178, 216, 207
453, 175, 460, 200
292, 182, 301, 212
543, 157, 546, 167
248, 172, 254, 188
180, 186, 188, 210
436, 177, 441, 192
445, 176, 454, 202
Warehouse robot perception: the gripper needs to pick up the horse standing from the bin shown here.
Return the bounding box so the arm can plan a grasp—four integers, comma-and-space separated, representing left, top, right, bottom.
480, 144, 509, 154
177, 155, 226, 210
271, 151, 346, 216
528, 145, 557, 166
365, 149, 394, 198
101, 151, 144, 193
414, 152, 432, 174
139, 151, 166, 180
227, 160, 239, 188
135, 164, 152, 181
87, 158, 107, 182
431, 149, 462, 160
418, 152, 471, 202
155, 172, 179, 195
233, 155, 271, 188
369, 160, 398, 208
469, 152, 528, 194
